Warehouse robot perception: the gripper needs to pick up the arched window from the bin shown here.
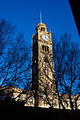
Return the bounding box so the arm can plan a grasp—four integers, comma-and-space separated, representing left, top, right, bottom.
41, 27, 45, 31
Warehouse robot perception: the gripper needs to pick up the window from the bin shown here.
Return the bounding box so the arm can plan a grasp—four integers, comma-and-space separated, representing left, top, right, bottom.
30, 97, 33, 104
51, 84, 53, 88
42, 45, 44, 51
45, 46, 47, 52
41, 27, 45, 31
42, 45, 49, 52
47, 46, 49, 52
45, 46, 49, 52
44, 56, 48, 62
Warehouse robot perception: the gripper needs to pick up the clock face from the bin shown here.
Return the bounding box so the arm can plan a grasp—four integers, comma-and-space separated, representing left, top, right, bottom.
42, 34, 49, 41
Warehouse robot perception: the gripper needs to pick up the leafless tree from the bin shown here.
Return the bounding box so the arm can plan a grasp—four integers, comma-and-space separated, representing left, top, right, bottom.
0, 18, 31, 99
53, 33, 80, 110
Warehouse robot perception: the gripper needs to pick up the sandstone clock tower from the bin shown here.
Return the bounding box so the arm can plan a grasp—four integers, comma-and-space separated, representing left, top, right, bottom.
32, 22, 55, 107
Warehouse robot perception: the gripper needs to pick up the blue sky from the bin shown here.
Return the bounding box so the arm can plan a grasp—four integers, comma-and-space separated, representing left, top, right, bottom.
0, 0, 80, 47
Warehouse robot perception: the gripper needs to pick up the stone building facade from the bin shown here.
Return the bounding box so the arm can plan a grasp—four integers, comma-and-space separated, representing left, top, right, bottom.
31, 22, 56, 107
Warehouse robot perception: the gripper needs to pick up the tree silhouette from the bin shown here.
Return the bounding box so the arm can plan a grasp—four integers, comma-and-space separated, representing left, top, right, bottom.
0, 18, 31, 100
53, 33, 80, 109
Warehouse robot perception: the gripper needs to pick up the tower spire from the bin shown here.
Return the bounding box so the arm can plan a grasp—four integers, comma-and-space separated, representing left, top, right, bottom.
40, 11, 42, 23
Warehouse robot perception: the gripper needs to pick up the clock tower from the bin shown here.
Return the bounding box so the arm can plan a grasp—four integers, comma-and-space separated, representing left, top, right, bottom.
32, 22, 55, 107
